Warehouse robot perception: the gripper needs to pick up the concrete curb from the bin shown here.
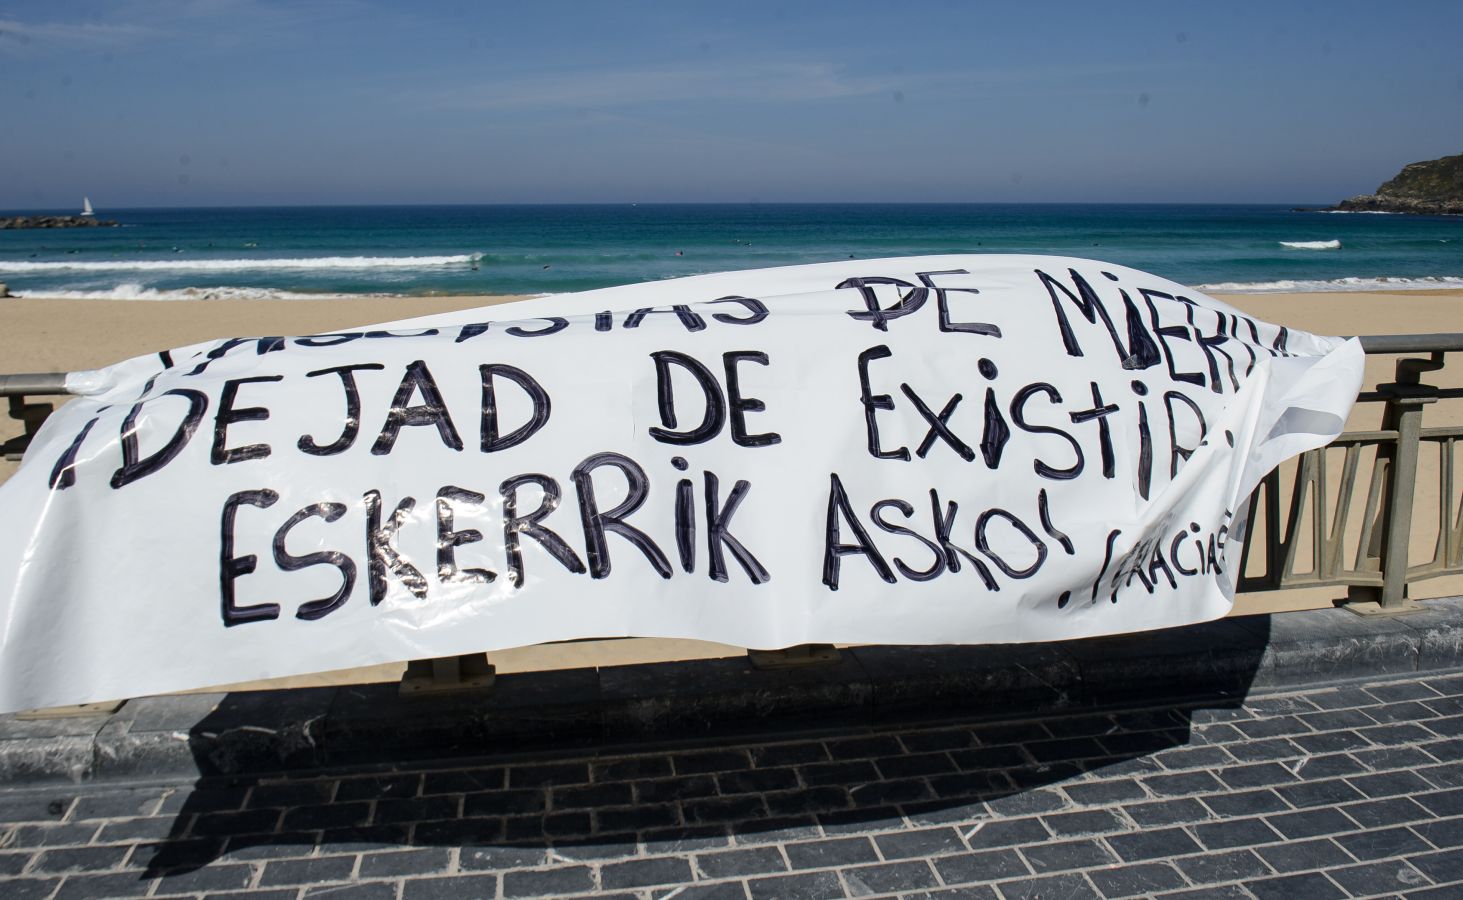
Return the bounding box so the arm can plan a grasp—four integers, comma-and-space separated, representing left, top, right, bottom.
3, 598, 1461, 785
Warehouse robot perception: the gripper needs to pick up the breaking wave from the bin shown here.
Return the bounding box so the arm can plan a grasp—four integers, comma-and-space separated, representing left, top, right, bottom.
10, 283, 382, 301
1196, 276, 1463, 293
0, 253, 484, 273
1279, 240, 1341, 250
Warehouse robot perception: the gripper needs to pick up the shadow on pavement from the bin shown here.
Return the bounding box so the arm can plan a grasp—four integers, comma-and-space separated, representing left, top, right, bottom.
139, 616, 1272, 886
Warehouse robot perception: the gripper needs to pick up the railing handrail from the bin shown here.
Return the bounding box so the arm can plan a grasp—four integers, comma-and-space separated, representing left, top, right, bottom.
1356, 333, 1463, 354
0, 373, 70, 396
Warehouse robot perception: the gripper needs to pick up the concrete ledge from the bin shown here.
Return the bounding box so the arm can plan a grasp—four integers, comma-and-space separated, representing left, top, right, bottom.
2, 596, 1462, 785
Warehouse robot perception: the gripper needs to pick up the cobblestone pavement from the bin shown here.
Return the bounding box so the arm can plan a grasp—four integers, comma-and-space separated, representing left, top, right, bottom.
1, 670, 1461, 899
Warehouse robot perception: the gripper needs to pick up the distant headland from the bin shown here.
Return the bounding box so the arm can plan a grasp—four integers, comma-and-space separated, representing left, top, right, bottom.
0, 215, 119, 229
1329, 152, 1463, 215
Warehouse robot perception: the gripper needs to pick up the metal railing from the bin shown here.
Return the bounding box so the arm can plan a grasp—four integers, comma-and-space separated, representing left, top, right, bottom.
1238, 333, 1463, 614
5, 336, 1463, 617
0, 373, 69, 461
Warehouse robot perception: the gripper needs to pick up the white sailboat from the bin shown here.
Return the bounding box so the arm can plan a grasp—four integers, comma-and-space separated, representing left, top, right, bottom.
80, 197, 95, 217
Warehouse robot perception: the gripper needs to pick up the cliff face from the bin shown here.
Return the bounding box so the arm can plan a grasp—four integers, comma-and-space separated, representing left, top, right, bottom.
1337, 153, 1463, 215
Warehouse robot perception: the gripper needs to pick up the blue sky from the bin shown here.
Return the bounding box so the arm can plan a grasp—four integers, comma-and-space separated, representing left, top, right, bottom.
3, 0, 1460, 207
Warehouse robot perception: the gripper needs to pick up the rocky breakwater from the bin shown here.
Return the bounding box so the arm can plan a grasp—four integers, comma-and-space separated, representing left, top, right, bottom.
1335, 152, 1463, 215
0, 215, 119, 229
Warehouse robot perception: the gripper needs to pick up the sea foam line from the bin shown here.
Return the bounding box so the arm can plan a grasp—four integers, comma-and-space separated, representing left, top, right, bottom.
0, 253, 483, 273
10, 283, 383, 301
1279, 239, 1341, 250
1197, 275, 1463, 293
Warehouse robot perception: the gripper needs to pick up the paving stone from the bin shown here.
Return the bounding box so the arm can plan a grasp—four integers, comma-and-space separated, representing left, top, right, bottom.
1153, 745, 1233, 770
961, 818, 1050, 851
635, 775, 718, 805
1245, 871, 1345, 899
1410, 816, 1463, 849
673, 750, 753, 775
553, 783, 634, 810
1416, 786, 1463, 816
1040, 809, 1127, 837
259, 856, 358, 886
935, 849, 1031, 884
1215, 762, 1300, 789
1276, 778, 1368, 808
983, 788, 1068, 817
1122, 798, 1210, 827
1155, 884, 1250, 900
747, 870, 845, 900
281, 802, 371, 831
1352, 745, 1433, 771
1199, 789, 1289, 817
1264, 807, 1358, 839
152, 860, 258, 893
1173, 848, 1272, 884
1226, 738, 1304, 762
719, 768, 800, 795
1334, 825, 1434, 860
1192, 816, 1283, 850
51, 873, 151, 899
402, 874, 500, 900
1342, 795, 1435, 827
995, 872, 1100, 899
501, 865, 596, 898
591, 757, 673, 782
1254, 837, 1352, 873
1019, 838, 1115, 873
1104, 827, 1202, 862
874, 826, 965, 859
336, 773, 422, 801
1061, 780, 1147, 806
374, 796, 459, 825
844, 859, 940, 894
459, 845, 548, 870
596, 802, 680, 833
1085, 862, 1185, 898
71, 791, 163, 821
1291, 753, 1367, 779
695, 847, 786, 879
32, 845, 131, 873
421, 769, 504, 795
728, 816, 820, 846
303, 883, 399, 900
600, 856, 693, 889
509, 763, 591, 789
784, 836, 878, 869
249, 782, 335, 808
661, 884, 748, 900
1349, 770, 1437, 799
357, 847, 452, 878
1142, 771, 1226, 797
1408, 848, 1463, 883
1327, 860, 1432, 895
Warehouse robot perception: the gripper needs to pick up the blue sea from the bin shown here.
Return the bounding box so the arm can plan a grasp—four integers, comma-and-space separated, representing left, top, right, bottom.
1, 204, 1459, 301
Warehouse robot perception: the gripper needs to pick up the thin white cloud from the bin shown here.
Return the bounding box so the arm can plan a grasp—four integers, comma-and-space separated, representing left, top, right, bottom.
405, 61, 901, 111
0, 18, 163, 50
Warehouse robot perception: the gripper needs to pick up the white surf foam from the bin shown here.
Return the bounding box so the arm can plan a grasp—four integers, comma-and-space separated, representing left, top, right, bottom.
1196, 275, 1463, 293
1279, 240, 1341, 250
10, 283, 384, 301
0, 253, 484, 273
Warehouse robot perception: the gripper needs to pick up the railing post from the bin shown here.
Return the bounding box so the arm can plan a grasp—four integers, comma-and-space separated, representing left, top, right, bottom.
1348, 353, 1441, 616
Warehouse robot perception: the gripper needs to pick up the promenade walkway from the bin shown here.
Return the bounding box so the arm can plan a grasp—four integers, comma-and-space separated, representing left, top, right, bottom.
1, 665, 1461, 898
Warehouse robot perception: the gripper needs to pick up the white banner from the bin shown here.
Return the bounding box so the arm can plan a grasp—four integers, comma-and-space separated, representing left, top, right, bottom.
0, 256, 1362, 712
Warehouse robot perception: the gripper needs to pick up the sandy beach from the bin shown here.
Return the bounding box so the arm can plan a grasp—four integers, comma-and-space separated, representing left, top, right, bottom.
0, 287, 1458, 685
